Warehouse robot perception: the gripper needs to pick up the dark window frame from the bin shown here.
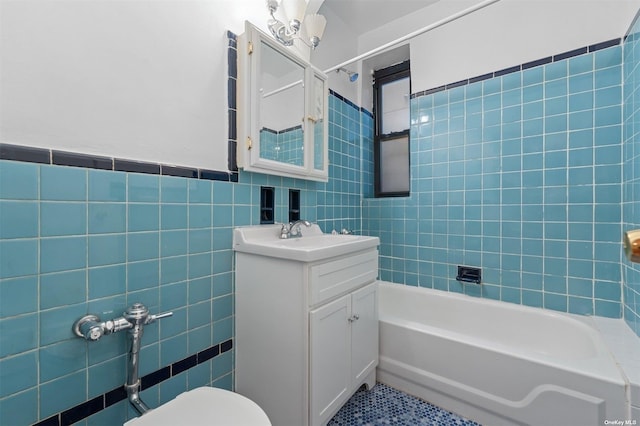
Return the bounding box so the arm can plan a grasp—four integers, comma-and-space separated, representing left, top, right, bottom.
373, 60, 411, 198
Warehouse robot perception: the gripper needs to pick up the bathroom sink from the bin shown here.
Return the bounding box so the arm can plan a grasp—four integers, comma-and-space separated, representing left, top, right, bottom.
233, 224, 379, 262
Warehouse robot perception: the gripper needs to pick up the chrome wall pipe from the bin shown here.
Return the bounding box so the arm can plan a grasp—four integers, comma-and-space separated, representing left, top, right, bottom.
74, 303, 173, 415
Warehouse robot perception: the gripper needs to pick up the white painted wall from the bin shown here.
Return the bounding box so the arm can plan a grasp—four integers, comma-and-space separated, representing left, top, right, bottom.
0, 0, 273, 171
352, 0, 640, 110
408, 0, 640, 93
3, 0, 639, 170
312, 4, 360, 104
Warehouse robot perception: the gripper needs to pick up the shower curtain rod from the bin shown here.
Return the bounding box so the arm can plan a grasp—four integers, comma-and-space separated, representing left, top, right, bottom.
323, 0, 502, 74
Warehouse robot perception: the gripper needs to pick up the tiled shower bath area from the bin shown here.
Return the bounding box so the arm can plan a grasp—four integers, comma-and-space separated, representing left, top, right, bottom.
364, 40, 625, 317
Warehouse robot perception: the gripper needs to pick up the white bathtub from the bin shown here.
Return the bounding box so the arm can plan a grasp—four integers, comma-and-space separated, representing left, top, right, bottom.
377, 281, 632, 426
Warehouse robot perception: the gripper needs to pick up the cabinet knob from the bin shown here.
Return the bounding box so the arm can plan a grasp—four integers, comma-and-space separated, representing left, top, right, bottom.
348, 314, 359, 323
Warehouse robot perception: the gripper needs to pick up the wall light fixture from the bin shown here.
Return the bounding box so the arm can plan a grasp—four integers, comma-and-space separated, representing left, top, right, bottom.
266, 0, 327, 49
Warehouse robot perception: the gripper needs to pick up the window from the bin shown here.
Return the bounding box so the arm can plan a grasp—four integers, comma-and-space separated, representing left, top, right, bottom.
373, 61, 410, 197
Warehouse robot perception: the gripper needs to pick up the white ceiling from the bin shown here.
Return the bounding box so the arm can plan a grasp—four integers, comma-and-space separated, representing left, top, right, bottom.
320, 0, 440, 36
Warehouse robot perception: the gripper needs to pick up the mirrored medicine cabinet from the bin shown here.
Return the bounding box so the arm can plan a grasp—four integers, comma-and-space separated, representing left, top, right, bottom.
237, 21, 329, 182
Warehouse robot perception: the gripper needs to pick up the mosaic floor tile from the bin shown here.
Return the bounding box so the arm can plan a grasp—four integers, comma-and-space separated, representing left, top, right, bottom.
328, 383, 481, 426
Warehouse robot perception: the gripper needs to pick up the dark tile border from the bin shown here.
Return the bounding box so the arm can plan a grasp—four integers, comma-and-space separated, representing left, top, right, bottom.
522, 56, 552, 70
0, 143, 50, 164
228, 31, 239, 172
32, 339, 233, 426
411, 38, 621, 99
330, 89, 373, 119
360, 107, 373, 119
52, 150, 112, 170
160, 165, 198, 179
114, 158, 160, 175
0, 143, 236, 182
260, 125, 302, 135
329, 89, 360, 112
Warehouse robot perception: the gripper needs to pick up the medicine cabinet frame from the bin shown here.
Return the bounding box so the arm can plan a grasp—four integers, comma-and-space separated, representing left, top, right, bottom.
237, 21, 329, 182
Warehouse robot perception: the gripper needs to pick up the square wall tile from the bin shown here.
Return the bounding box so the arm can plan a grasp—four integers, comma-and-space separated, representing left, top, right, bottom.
128, 173, 160, 202
41, 202, 87, 237
0, 161, 38, 200
0, 351, 37, 398
0, 313, 38, 358
0, 276, 37, 317
161, 176, 188, 203
89, 203, 126, 234
89, 169, 126, 202
40, 236, 86, 273
88, 234, 126, 267
39, 370, 87, 419
0, 239, 38, 279
40, 270, 86, 309
0, 201, 38, 239
41, 165, 87, 201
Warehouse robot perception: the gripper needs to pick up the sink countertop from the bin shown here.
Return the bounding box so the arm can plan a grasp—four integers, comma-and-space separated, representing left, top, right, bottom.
233, 224, 380, 262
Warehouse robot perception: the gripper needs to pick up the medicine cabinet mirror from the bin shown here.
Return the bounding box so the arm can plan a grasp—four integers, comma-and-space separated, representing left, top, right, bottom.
237, 21, 329, 182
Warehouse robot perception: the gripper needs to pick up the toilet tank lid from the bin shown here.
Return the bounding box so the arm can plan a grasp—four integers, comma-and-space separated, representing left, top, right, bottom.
123, 386, 271, 426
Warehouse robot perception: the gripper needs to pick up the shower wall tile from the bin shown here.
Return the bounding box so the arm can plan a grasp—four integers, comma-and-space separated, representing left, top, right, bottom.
364, 44, 623, 318
623, 17, 640, 337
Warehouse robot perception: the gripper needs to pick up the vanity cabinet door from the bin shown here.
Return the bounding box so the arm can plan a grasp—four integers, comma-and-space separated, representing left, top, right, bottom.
351, 283, 378, 384
309, 295, 351, 426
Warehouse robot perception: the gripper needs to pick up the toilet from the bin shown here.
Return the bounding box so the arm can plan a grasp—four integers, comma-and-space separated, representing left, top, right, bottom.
123, 386, 271, 426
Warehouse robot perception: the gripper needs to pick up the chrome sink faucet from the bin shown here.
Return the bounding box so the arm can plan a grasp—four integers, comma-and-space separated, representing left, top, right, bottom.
280, 220, 312, 239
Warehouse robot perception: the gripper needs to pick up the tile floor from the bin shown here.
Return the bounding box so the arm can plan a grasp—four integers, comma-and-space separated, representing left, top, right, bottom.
328, 383, 481, 426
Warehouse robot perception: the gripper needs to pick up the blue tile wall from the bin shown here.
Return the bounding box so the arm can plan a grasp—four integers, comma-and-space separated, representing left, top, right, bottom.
363, 44, 624, 318
0, 163, 239, 424
623, 17, 640, 337
0, 90, 360, 423
315, 93, 364, 233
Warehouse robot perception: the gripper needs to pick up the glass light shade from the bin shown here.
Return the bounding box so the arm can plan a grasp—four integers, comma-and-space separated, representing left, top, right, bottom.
304, 14, 326, 39
282, 0, 308, 24
266, 0, 280, 13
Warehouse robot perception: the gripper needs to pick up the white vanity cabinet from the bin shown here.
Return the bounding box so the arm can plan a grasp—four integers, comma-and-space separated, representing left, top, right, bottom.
310, 282, 378, 425
235, 244, 379, 426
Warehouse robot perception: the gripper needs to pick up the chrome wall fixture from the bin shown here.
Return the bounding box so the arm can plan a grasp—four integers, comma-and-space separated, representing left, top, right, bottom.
74, 303, 173, 415
336, 67, 359, 82
266, 0, 327, 49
